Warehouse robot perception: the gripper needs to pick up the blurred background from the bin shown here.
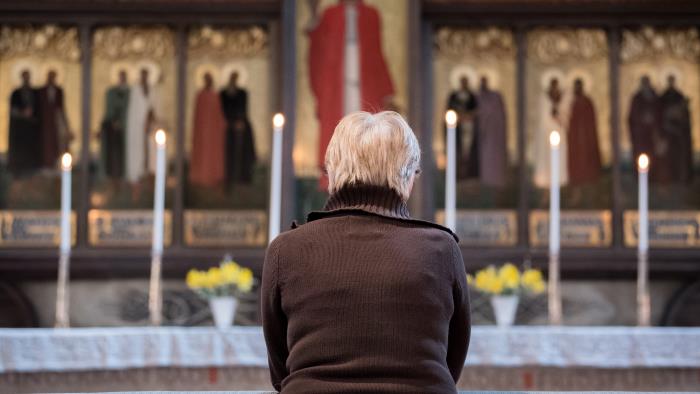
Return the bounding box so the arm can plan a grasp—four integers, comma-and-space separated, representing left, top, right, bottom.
0, 0, 699, 392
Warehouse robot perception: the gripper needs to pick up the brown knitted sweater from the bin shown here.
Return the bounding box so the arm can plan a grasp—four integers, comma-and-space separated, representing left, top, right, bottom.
261, 184, 471, 393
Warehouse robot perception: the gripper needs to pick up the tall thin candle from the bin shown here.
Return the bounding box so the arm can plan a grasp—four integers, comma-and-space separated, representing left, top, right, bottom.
55, 152, 72, 328
269, 113, 285, 243
548, 130, 562, 325
60, 153, 72, 254
445, 110, 457, 232
637, 153, 650, 326
149, 129, 166, 326
152, 130, 167, 255
638, 154, 649, 253
549, 131, 561, 254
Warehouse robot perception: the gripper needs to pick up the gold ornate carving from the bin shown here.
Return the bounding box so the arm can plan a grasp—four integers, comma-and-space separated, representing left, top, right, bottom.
528, 29, 607, 64
434, 27, 514, 60
188, 26, 267, 58
621, 27, 700, 63
92, 26, 174, 61
0, 25, 80, 62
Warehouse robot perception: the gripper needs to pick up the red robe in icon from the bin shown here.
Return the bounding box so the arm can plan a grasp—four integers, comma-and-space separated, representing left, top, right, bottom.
567, 93, 602, 185
309, 2, 395, 186
190, 87, 226, 187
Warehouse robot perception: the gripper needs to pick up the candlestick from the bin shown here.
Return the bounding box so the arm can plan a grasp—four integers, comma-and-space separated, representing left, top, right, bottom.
637, 153, 650, 326
55, 152, 72, 328
445, 110, 457, 232
149, 129, 166, 326
269, 113, 285, 243
548, 130, 562, 325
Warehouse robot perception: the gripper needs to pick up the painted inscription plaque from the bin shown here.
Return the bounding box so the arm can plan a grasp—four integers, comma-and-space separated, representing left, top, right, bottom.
530, 210, 611, 247
436, 210, 517, 246
0, 211, 76, 247
624, 211, 700, 248
88, 210, 172, 247
184, 210, 267, 247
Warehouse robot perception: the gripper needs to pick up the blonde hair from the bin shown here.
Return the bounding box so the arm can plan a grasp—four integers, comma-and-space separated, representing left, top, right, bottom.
325, 111, 420, 201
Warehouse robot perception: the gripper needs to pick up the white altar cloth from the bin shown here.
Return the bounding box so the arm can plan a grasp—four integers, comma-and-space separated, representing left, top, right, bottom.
1, 326, 699, 374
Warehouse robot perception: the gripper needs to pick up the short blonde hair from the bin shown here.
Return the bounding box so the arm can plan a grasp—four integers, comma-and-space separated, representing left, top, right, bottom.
325, 111, 420, 201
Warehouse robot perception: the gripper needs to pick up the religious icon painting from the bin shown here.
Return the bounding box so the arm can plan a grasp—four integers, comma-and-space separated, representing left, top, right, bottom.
432, 27, 518, 246
183, 25, 271, 247
0, 25, 81, 214
87, 26, 176, 246
619, 27, 700, 211
526, 28, 611, 211
619, 27, 700, 247
525, 28, 613, 248
294, 0, 409, 219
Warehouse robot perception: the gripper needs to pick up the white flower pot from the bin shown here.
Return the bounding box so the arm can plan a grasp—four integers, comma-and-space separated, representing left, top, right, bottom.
490, 295, 519, 327
209, 296, 238, 329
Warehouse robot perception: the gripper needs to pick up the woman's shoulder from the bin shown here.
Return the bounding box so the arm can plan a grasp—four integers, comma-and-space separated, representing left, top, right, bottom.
402, 217, 459, 244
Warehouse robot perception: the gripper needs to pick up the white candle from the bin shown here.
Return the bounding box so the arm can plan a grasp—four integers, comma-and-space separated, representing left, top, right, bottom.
548, 130, 562, 325
638, 154, 649, 253
637, 153, 650, 326
549, 131, 561, 254
152, 130, 166, 255
445, 110, 457, 232
269, 113, 285, 243
60, 153, 72, 254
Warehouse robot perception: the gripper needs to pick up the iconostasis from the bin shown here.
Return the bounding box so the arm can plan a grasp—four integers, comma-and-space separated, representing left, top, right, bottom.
0, 21, 278, 250
0, 14, 698, 253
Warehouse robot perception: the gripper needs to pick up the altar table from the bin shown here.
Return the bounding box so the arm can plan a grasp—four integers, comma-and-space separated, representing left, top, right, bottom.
1, 326, 699, 393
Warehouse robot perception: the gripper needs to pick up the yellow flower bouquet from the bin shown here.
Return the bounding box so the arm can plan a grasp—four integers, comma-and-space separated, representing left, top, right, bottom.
467, 263, 546, 327
467, 263, 546, 296
186, 259, 254, 329
186, 260, 254, 299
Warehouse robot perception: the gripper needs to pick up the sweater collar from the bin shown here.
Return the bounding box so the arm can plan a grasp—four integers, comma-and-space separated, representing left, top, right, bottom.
310, 184, 411, 221
304, 184, 459, 242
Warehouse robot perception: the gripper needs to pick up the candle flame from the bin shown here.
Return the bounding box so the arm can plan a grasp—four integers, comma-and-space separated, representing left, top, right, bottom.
549, 130, 561, 147
273, 113, 285, 129
61, 153, 72, 170
155, 129, 166, 146
638, 153, 650, 171
445, 110, 457, 127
